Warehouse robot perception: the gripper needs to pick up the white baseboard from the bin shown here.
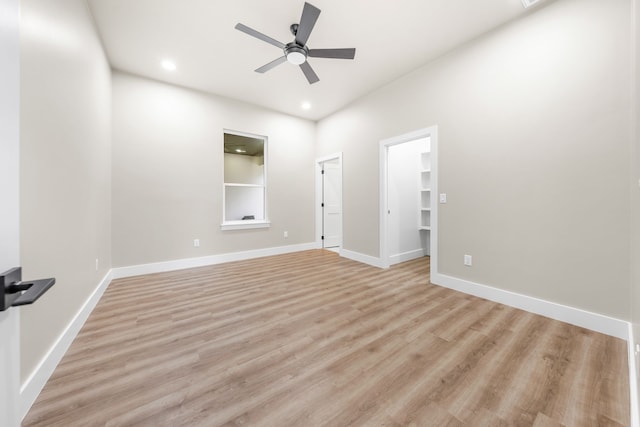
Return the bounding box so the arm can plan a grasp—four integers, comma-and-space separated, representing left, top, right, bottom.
389, 248, 427, 265
629, 323, 640, 427
340, 249, 385, 269
20, 270, 113, 420
113, 242, 318, 279
430, 272, 628, 340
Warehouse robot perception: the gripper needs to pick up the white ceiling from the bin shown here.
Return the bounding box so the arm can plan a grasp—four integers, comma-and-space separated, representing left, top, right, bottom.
87, 0, 541, 121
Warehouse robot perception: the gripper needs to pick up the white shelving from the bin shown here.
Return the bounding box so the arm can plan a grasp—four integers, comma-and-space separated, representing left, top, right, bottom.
419, 151, 431, 233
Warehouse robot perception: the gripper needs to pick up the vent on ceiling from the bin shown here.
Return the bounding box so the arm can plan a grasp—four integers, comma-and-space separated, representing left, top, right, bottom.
521, 0, 542, 8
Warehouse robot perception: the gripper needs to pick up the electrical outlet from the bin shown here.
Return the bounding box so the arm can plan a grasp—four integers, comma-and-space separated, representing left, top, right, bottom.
284, 231, 288, 238
636, 344, 639, 355
464, 255, 472, 266
193, 239, 200, 248
95, 258, 99, 272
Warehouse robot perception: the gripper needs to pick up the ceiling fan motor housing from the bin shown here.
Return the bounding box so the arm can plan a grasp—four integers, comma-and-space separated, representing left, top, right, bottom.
284, 42, 308, 65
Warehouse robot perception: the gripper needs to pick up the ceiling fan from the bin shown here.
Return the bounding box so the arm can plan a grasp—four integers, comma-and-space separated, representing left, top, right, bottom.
235, 2, 356, 84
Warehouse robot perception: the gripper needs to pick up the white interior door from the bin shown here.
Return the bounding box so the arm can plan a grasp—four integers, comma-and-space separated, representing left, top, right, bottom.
387, 145, 401, 256
322, 159, 342, 248
0, 0, 22, 425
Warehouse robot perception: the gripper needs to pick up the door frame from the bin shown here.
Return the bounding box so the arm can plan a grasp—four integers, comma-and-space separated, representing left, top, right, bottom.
0, 0, 22, 424
315, 153, 343, 250
379, 127, 438, 270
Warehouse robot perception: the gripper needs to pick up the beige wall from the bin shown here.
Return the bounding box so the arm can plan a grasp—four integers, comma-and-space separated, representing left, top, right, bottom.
317, 0, 632, 319
112, 72, 316, 267
20, 0, 112, 380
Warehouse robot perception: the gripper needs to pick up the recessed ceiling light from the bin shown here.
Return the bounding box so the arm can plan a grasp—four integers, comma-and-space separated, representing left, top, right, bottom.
161, 60, 176, 71
235, 148, 246, 153
301, 102, 311, 110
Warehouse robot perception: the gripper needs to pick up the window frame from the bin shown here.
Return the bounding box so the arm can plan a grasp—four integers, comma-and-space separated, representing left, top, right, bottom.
220, 129, 270, 231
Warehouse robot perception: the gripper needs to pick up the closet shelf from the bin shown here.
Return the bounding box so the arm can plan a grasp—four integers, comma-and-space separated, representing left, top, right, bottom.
419, 145, 431, 247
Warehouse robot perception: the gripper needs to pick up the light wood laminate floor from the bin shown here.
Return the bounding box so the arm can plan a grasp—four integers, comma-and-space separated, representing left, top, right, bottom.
24, 250, 629, 426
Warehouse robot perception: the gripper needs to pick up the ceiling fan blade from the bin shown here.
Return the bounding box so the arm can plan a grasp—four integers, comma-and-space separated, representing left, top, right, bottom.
295, 2, 321, 46
300, 61, 319, 84
235, 23, 285, 49
308, 48, 356, 60
255, 56, 287, 73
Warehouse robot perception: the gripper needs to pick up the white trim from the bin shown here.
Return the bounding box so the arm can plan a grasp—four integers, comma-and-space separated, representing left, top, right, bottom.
112, 242, 318, 279
379, 127, 438, 271
223, 183, 264, 188
340, 249, 385, 269
220, 220, 271, 231
631, 0, 640, 423
430, 272, 628, 340
315, 153, 343, 249
20, 270, 113, 420
430, 128, 439, 277
389, 248, 428, 265
628, 323, 640, 427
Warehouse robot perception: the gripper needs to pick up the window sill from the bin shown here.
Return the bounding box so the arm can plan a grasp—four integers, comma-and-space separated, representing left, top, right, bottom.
220, 220, 271, 231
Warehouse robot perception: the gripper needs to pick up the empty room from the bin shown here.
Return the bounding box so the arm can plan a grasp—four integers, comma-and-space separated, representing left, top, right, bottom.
1, 0, 640, 425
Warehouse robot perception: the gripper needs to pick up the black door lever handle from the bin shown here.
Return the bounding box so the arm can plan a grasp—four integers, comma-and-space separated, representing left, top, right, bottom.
11, 278, 56, 306
1, 267, 56, 311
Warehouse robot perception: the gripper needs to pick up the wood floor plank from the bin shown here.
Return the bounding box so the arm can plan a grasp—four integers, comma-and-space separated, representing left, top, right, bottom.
23, 250, 629, 426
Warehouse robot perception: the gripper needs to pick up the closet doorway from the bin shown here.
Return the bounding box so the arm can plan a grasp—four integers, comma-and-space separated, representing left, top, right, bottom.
380, 127, 438, 269
316, 154, 343, 251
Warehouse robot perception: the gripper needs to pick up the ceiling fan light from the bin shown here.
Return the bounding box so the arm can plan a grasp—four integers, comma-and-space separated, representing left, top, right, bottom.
286, 51, 306, 65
